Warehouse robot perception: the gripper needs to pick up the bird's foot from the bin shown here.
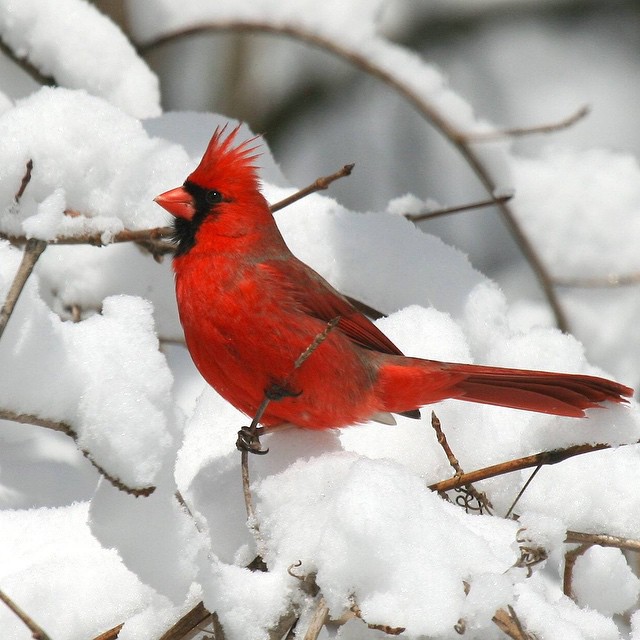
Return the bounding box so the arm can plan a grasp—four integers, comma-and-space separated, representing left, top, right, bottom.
236, 426, 269, 455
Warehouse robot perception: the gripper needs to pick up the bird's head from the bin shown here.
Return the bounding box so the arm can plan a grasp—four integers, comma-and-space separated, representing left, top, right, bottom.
155, 125, 266, 255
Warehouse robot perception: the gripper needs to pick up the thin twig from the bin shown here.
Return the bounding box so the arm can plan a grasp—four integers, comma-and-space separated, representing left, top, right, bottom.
430, 411, 493, 514
492, 605, 534, 640
240, 395, 272, 540
405, 193, 513, 223
158, 601, 217, 640
350, 604, 405, 636
504, 464, 542, 519
0, 409, 155, 496
15, 160, 34, 202
428, 440, 627, 493
270, 164, 354, 213
0, 226, 173, 248
0, 238, 47, 340
431, 411, 462, 474
554, 271, 640, 288
563, 543, 590, 600
466, 105, 590, 141
0, 588, 52, 640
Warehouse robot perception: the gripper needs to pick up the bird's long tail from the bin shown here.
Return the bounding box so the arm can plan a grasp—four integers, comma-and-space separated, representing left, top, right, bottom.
377, 359, 634, 417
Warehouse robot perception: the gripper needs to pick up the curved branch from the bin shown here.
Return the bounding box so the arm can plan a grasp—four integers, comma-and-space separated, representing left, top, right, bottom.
0, 409, 155, 497
139, 21, 569, 330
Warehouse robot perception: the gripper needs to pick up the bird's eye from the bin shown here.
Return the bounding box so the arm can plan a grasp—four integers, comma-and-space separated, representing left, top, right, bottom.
205, 190, 223, 205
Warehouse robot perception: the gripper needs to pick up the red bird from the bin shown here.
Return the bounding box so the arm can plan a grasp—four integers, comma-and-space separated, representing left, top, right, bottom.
155, 126, 633, 432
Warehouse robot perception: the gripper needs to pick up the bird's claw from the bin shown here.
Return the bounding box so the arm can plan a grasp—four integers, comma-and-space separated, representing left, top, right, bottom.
236, 426, 269, 455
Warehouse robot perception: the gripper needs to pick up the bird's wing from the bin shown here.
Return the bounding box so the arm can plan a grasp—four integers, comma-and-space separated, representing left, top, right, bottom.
261, 258, 404, 357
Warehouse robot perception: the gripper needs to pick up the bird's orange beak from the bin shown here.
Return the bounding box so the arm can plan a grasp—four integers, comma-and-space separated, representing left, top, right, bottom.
154, 186, 196, 221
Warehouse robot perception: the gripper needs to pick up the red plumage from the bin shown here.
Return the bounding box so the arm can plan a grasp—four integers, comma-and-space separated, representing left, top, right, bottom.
155, 126, 633, 430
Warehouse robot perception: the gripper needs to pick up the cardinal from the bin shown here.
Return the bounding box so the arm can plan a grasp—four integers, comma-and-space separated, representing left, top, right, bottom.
155, 125, 632, 437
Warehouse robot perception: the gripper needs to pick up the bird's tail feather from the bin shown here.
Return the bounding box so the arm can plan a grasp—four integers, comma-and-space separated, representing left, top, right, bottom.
378, 359, 633, 417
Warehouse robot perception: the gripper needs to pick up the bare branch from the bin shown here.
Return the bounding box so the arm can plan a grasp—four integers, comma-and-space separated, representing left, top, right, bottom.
0, 238, 47, 340
565, 530, 640, 553
15, 160, 34, 202
157, 601, 218, 640
0, 409, 155, 497
0, 588, 52, 640
466, 105, 590, 141
405, 193, 513, 223
270, 164, 354, 213
430, 411, 493, 514
428, 440, 630, 493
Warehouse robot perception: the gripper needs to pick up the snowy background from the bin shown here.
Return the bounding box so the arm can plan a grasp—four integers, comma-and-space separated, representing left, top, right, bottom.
1, 1, 640, 639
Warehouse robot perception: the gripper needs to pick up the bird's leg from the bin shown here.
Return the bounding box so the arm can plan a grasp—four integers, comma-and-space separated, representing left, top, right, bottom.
236, 383, 300, 455
236, 425, 269, 455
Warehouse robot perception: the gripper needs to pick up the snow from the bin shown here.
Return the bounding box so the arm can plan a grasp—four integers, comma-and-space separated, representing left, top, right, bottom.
0, 0, 160, 118
0, 87, 190, 241
572, 546, 640, 616
0, 2, 639, 640
511, 146, 640, 277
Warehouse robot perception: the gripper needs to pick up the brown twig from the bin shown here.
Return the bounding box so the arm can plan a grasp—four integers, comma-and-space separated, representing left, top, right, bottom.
0, 409, 155, 496
430, 411, 493, 514
157, 601, 218, 640
139, 21, 569, 330
92, 623, 124, 640
428, 440, 624, 493
405, 193, 513, 223
350, 604, 405, 636
563, 543, 590, 600
466, 105, 590, 141
492, 605, 534, 640
0, 588, 52, 640
565, 530, 640, 553
15, 159, 34, 202
270, 164, 354, 213
504, 464, 543, 519
0, 238, 47, 340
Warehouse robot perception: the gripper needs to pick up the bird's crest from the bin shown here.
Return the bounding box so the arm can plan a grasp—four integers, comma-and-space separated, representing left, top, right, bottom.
188, 124, 261, 194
